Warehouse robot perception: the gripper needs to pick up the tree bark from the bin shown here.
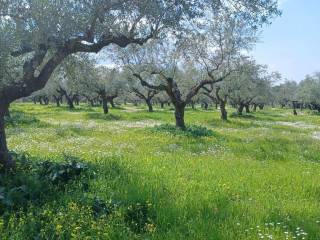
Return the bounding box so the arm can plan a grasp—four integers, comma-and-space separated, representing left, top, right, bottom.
238, 104, 244, 115
146, 100, 153, 112
0, 103, 15, 169
174, 104, 186, 129
89, 99, 94, 107
245, 104, 250, 114
202, 102, 208, 110
102, 96, 109, 114
109, 98, 116, 108
259, 104, 264, 110
253, 104, 257, 112
191, 102, 195, 110
53, 96, 61, 107
66, 96, 75, 109
220, 102, 228, 121
44, 97, 49, 105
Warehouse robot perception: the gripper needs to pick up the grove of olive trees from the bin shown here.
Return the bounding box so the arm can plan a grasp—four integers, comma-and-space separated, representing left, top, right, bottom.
3, 1, 320, 239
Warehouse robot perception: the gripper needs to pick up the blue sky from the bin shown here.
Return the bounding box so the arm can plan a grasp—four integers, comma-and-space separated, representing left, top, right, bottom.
252, 0, 320, 82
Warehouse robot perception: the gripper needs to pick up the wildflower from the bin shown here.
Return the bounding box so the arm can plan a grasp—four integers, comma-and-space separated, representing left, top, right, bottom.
55, 224, 63, 234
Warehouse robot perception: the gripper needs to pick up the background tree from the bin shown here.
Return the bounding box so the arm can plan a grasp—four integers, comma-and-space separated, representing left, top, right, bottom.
272, 81, 298, 108
228, 60, 272, 115
129, 79, 159, 112
298, 73, 320, 112
119, 12, 258, 129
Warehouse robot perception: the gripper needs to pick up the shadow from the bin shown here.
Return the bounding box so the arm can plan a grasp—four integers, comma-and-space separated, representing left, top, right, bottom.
150, 124, 215, 138
0, 153, 94, 215
5, 110, 49, 128
54, 125, 92, 137
230, 112, 256, 119
85, 112, 122, 121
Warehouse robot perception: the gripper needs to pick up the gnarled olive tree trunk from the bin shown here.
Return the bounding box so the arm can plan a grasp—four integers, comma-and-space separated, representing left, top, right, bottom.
220, 102, 228, 121
245, 104, 250, 113
237, 103, 244, 115
174, 103, 186, 130
0, 103, 15, 169
66, 95, 75, 109
146, 99, 153, 112
102, 96, 109, 114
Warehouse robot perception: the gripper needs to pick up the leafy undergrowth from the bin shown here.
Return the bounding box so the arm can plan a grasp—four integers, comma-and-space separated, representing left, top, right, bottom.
0, 153, 156, 239
0, 153, 92, 213
152, 124, 214, 137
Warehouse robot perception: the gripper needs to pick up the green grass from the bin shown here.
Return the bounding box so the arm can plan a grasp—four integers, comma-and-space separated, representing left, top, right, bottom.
1, 103, 320, 239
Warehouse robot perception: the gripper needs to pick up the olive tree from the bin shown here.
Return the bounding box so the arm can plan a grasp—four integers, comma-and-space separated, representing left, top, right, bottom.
118, 12, 268, 129
1, 0, 212, 167
298, 73, 320, 112
88, 66, 126, 114
272, 81, 298, 108
0, 0, 280, 167
228, 60, 273, 115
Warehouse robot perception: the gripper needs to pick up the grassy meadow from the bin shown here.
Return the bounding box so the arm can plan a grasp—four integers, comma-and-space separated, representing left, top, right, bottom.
1, 103, 320, 239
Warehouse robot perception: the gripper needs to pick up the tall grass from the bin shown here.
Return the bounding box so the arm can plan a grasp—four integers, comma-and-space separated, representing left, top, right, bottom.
1, 103, 320, 239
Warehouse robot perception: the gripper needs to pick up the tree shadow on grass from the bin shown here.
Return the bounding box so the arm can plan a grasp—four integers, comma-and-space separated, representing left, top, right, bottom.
205, 118, 263, 130
92, 158, 241, 239
85, 112, 122, 121
150, 124, 215, 138
4, 152, 319, 239
0, 154, 94, 214
5, 110, 49, 128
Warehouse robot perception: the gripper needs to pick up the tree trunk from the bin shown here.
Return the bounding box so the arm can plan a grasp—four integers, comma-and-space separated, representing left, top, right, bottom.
220, 102, 227, 121
146, 100, 153, 112
259, 104, 264, 110
0, 104, 15, 169
66, 96, 75, 110
202, 102, 208, 110
245, 104, 250, 113
102, 97, 109, 114
292, 102, 298, 115
238, 104, 244, 115
191, 102, 195, 110
44, 97, 49, 105
174, 104, 186, 129
253, 104, 257, 112
89, 100, 94, 107
110, 99, 115, 108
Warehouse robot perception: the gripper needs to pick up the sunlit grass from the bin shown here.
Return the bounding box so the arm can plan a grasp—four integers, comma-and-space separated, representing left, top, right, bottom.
2, 103, 320, 239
